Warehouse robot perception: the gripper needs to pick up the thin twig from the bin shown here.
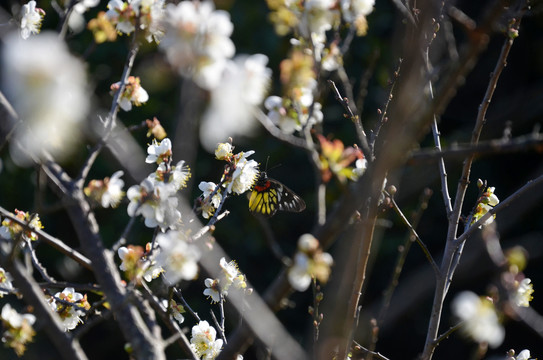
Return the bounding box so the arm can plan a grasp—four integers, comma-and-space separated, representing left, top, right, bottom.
387, 191, 440, 277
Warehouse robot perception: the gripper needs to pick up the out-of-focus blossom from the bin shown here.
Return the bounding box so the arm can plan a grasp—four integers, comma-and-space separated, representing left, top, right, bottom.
451, 291, 504, 348
200, 54, 271, 152
84, 171, 125, 208
288, 234, 333, 291
190, 320, 223, 359
66, 0, 100, 33
20, 1, 45, 39
48, 287, 90, 332
168, 299, 185, 324
318, 135, 365, 183
160, 0, 235, 90
88, 11, 118, 43
1, 304, 36, 356
118, 245, 162, 283
111, 76, 149, 112
145, 117, 167, 140
1, 32, 89, 166
341, 0, 374, 35
155, 230, 200, 285
0, 268, 14, 297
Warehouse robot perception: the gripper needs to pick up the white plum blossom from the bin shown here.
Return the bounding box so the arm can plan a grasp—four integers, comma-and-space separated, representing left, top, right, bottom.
160, 0, 235, 90
105, 0, 135, 34
155, 231, 201, 285
126, 179, 182, 231
199, 181, 222, 219
111, 76, 149, 112
451, 291, 504, 348
515, 350, 534, 360
226, 151, 259, 195
220, 257, 246, 290
341, 0, 375, 22
1, 32, 89, 166
48, 288, 88, 332
146, 138, 172, 164
514, 278, 534, 307
0, 268, 14, 297
203, 278, 221, 303
200, 54, 272, 152
66, 0, 100, 33
301, 0, 337, 42
168, 299, 185, 324
150, 160, 191, 191
1, 304, 36, 329
215, 143, 233, 160
20, 1, 45, 39
190, 320, 223, 359
101, 171, 125, 208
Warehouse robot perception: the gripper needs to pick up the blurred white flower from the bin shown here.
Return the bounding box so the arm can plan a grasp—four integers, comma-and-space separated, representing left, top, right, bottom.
66, 0, 100, 33
160, 0, 235, 89
200, 54, 271, 152
0, 268, 14, 297
451, 291, 504, 348
101, 171, 125, 208
1, 304, 36, 329
515, 350, 533, 360
155, 230, 200, 285
341, 0, 374, 22
288, 234, 333, 292
20, 0, 45, 39
2, 32, 89, 166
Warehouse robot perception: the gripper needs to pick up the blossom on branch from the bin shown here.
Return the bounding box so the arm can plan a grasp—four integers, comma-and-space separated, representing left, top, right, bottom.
110, 76, 149, 112
451, 291, 504, 348
48, 287, 90, 332
0, 209, 43, 244
514, 278, 534, 308
0, 268, 14, 297
190, 320, 223, 359
470, 185, 500, 228
84, 171, 125, 208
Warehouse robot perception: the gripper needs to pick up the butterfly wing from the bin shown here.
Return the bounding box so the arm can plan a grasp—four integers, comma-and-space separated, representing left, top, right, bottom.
249, 173, 305, 217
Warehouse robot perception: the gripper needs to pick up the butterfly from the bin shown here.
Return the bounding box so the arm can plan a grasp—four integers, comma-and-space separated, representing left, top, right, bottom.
249, 171, 306, 217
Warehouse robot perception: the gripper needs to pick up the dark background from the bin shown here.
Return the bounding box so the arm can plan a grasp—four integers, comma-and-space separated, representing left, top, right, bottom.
1, 0, 543, 359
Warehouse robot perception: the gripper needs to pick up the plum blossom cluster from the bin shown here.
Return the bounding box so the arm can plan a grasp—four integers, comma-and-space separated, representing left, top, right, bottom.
451, 291, 504, 348
19, 0, 45, 39
0, 209, 43, 246
110, 76, 149, 112
159, 0, 235, 90
98, 0, 165, 42
127, 138, 191, 231
265, 49, 323, 136
159, 1, 272, 151
470, 183, 500, 228
48, 287, 90, 332
84, 171, 125, 208
513, 278, 534, 308
0, 304, 36, 357
190, 320, 223, 360
198, 143, 259, 219
117, 244, 162, 284
203, 257, 248, 303
1, 32, 89, 166
288, 234, 333, 292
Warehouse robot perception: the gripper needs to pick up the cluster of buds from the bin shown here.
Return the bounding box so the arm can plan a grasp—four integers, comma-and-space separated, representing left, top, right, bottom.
288, 234, 333, 292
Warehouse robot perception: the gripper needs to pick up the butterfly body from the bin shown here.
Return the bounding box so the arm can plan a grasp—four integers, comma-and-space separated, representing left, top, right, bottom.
249, 172, 306, 217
